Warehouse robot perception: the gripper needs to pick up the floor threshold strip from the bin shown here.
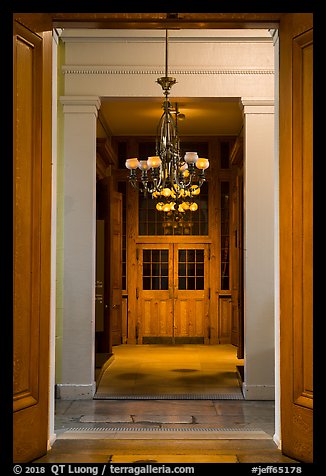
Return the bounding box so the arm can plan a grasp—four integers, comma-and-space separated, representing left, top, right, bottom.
94, 393, 244, 400
63, 426, 263, 432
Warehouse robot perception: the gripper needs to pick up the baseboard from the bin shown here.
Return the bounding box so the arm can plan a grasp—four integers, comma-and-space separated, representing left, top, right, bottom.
56, 382, 96, 400
242, 383, 275, 400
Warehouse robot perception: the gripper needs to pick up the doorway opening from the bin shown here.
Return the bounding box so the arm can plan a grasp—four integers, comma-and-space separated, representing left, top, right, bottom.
95, 130, 245, 398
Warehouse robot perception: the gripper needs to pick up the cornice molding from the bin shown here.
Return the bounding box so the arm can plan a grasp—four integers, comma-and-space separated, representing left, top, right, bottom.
240, 98, 274, 115
62, 65, 274, 76
60, 96, 101, 116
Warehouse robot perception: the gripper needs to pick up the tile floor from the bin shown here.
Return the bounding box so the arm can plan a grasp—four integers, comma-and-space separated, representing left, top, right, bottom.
95, 343, 244, 398
34, 344, 299, 464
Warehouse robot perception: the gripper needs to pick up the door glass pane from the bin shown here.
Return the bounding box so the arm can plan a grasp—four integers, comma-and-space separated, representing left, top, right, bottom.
178, 249, 205, 290
143, 263, 151, 276
143, 250, 151, 262
196, 262, 204, 276
196, 277, 204, 290
161, 263, 168, 277
152, 250, 160, 262
178, 263, 186, 277
142, 249, 169, 290
179, 250, 186, 262
161, 250, 169, 262
179, 277, 186, 290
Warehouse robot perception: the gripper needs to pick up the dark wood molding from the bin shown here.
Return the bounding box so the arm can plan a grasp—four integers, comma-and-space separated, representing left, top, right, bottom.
96, 138, 118, 180
230, 136, 243, 167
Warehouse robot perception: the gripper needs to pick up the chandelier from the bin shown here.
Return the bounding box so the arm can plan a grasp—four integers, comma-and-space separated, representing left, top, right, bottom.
125, 30, 209, 197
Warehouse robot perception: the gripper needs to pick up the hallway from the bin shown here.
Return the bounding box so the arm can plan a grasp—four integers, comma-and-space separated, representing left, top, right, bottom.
95, 344, 244, 399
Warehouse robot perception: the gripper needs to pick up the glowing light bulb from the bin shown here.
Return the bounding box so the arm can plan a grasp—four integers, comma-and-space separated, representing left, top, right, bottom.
191, 185, 200, 196
162, 188, 171, 198
190, 202, 198, 212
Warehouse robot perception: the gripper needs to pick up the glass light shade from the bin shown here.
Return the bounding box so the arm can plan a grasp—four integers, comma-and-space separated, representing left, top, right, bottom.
156, 202, 164, 211
195, 158, 209, 170
182, 169, 190, 178
138, 160, 151, 171
152, 191, 161, 198
190, 202, 198, 212
163, 203, 171, 212
147, 156, 162, 169
125, 158, 139, 170
190, 185, 200, 196
184, 152, 199, 164
162, 188, 172, 198
179, 162, 188, 172
182, 202, 190, 210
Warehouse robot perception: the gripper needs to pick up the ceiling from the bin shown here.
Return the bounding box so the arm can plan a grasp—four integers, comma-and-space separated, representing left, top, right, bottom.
99, 97, 243, 138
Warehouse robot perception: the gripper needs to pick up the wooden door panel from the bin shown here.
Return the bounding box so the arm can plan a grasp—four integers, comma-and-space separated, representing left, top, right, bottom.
140, 295, 174, 337
174, 298, 205, 337
279, 13, 313, 463
13, 21, 52, 462
292, 30, 313, 410
14, 25, 42, 413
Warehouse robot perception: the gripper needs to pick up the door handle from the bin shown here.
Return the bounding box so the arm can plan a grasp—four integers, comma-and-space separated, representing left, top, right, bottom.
112, 304, 119, 309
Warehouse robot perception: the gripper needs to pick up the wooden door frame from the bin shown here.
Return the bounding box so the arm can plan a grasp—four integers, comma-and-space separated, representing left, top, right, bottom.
13, 12, 314, 463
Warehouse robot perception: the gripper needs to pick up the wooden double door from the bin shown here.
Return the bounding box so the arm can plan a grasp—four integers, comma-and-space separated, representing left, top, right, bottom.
136, 243, 210, 343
